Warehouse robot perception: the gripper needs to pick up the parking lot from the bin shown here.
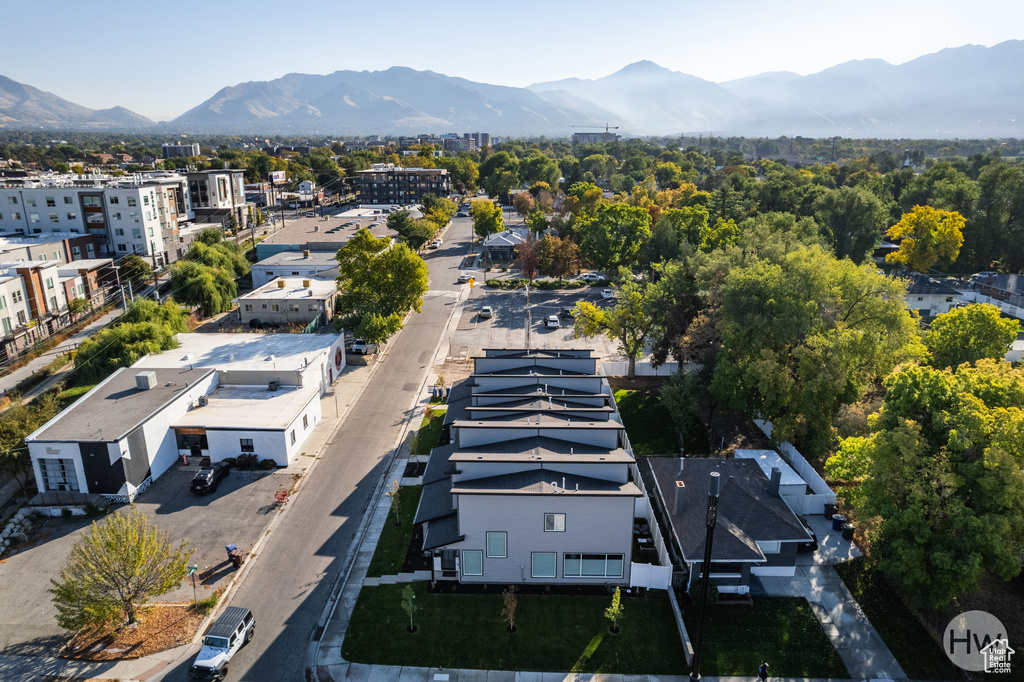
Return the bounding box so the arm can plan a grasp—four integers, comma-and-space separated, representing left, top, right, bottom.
449, 285, 625, 361
0, 461, 298, 653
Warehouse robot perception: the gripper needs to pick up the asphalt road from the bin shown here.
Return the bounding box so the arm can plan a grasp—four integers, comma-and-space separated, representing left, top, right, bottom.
158, 218, 472, 681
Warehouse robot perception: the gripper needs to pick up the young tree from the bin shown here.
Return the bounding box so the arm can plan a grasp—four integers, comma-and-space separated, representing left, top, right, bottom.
573, 280, 659, 378
605, 586, 624, 633
885, 205, 965, 272
502, 585, 518, 632
50, 509, 193, 630
67, 297, 91, 319
925, 303, 1019, 370
535, 235, 582, 279
385, 479, 402, 526
514, 238, 539, 279
512, 191, 535, 219
470, 199, 504, 238
401, 584, 418, 632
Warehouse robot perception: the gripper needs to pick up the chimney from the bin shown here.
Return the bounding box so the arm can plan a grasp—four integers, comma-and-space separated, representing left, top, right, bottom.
769, 467, 782, 497
678, 457, 685, 474
674, 480, 685, 515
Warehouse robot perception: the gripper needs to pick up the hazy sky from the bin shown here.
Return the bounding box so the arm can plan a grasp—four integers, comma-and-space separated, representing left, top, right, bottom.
5, 0, 1022, 121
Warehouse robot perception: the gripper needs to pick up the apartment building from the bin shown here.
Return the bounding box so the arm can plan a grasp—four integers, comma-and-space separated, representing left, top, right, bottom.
354, 164, 450, 205
162, 142, 200, 158
186, 169, 247, 231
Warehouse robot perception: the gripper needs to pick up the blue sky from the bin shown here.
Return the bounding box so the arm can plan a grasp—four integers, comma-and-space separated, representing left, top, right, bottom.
5, 0, 1022, 121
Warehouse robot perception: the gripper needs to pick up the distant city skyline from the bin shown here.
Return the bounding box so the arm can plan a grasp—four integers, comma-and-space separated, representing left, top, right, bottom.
4, 0, 1023, 121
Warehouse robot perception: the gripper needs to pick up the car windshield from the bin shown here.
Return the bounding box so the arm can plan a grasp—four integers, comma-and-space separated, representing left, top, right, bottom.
204, 635, 229, 648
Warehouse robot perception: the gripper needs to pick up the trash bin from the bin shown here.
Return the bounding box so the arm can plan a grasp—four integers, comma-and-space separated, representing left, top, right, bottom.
824, 503, 837, 519
831, 514, 847, 531
841, 522, 855, 541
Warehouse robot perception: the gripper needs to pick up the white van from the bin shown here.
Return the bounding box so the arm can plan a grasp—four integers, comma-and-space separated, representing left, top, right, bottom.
190, 606, 255, 680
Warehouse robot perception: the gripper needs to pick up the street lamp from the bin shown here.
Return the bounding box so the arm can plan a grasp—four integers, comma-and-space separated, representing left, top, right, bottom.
689, 470, 721, 682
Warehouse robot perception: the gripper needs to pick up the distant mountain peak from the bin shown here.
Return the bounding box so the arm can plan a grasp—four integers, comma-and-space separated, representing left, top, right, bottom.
615, 60, 671, 75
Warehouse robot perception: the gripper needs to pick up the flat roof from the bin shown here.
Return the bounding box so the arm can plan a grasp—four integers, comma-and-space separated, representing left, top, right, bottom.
237, 278, 337, 302
172, 383, 320, 431
261, 216, 394, 247
734, 449, 806, 487
132, 333, 341, 373
57, 258, 113, 270
31, 367, 213, 442
253, 251, 338, 268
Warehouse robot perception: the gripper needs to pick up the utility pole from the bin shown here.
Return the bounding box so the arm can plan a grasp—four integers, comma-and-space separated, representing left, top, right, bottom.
525, 282, 531, 349
689, 471, 722, 682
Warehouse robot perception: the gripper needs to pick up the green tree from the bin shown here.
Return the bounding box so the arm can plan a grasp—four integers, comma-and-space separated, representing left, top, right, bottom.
353, 310, 404, 345
925, 303, 1019, 370
573, 280, 658, 378
512, 191, 535, 218
578, 203, 651, 271
120, 299, 189, 333
120, 254, 152, 291
50, 509, 193, 629
385, 479, 401, 526
826, 360, 1024, 608
67, 297, 91, 318
885, 205, 965, 272
813, 186, 888, 263
401, 584, 418, 632
605, 586, 625, 632
74, 322, 180, 383
535, 235, 581, 278
0, 393, 62, 499
388, 210, 436, 249
169, 260, 237, 318
470, 199, 504, 238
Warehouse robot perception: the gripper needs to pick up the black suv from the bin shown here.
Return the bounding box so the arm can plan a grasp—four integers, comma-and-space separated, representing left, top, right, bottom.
191, 462, 230, 494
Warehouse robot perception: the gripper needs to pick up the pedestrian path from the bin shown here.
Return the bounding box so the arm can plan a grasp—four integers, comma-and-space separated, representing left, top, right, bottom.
363, 570, 432, 587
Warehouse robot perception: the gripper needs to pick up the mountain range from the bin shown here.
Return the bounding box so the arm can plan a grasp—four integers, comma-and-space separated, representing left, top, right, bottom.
2, 41, 1022, 138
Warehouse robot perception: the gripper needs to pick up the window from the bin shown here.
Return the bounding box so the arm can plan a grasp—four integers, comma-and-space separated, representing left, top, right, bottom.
45, 277, 54, 289
175, 432, 208, 450
49, 212, 59, 223
30, 213, 40, 223
127, 197, 137, 206
16, 311, 26, 324
145, 211, 152, 221
114, 228, 124, 236
1, 317, 9, 334
26, 197, 36, 207
11, 212, 20, 220
291, 271, 300, 276
71, 246, 80, 257
143, 196, 150, 206
244, 304, 253, 312
563, 553, 624, 578
82, 196, 100, 207
272, 304, 279, 312
758, 541, 781, 554
462, 550, 483, 576
86, 213, 104, 224
7, 196, 16, 205
290, 430, 296, 445
544, 513, 566, 532
11, 290, 22, 303
64, 196, 73, 205
132, 228, 142, 239
39, 458, 79, 492
0, 296, 5, 309
240, 438, 254, 453
130, 212, 138, 222
289, 304, 299, 312
117, 244, 127, 252
303, 415, 308, 429
67, 211, 76, 220
112, 212, 121, 220
265, 271, 273, 276
945, 297, 954, 303
109, 196, 120, 204
46, 196, 56, 207
917, 296, 923, 301
486, 532, 507, 558
38, 254, 46, 260
53, 250, 60, 260
49, 295, 57, 311
148, 227, 154, 237
532, 552, 556, 578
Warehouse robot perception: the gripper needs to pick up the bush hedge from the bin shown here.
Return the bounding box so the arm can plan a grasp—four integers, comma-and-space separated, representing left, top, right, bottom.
485, 278, 586, 290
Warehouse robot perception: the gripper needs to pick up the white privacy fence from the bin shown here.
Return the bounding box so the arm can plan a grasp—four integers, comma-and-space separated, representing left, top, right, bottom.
754, 419, 836, 516
602, 361, 679, 376
629, 460, 673, 590
630, 563, 673, 590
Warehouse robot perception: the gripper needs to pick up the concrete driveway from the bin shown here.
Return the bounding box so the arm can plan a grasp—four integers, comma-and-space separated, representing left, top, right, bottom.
0, 461, 296, 654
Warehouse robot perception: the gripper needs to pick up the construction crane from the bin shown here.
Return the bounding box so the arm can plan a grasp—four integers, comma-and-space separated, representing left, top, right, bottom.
569, 123, 620, 132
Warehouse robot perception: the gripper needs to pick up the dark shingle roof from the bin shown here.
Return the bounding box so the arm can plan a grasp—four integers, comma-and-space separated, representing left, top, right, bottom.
472, 383, 604, 399
447, 435, 632, 464
900, 272, 960, 296
450, 469, 641, 497
423, 514, 461, 550
646, 458, 810, 563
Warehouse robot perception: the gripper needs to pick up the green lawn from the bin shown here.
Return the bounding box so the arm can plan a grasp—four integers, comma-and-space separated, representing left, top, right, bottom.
835, 557, 959, 680
682, 597, 848, 678
342, 584, 687, 674
365, 486, 422, 577
614, 389, 710, 455
414, 408, 446, 455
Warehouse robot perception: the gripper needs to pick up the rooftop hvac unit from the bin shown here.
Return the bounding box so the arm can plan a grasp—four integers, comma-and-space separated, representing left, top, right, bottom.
268, 379, 280, 392
198, 395, 209, 406
303, 279, 311, 288
135, 371, 157, 390
303, 250, 310, 258
313, 226, 319, 232
277, 280, 286, 288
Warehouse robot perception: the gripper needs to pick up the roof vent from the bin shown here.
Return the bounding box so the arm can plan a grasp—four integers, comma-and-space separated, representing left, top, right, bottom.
198, 394, 209, 406
269, 379, 280, 392
135, 371, 157, 391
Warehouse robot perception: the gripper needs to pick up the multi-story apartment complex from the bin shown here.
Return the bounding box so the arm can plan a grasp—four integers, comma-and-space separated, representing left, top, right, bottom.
186, 169, 247, 230
354, 164, 450, 205
161, 142, 200, 158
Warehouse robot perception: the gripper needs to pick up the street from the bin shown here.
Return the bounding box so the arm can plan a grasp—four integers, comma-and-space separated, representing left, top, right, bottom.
158, 217, 472, 681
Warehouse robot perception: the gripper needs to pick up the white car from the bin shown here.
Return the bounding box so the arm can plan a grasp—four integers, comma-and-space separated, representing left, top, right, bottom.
431, 238, 443, 248
458, 274, 473, 284
579, 272, 606, 282
544, 315, 560, 329
303, 212, 315, 218
601, 288, 615, 299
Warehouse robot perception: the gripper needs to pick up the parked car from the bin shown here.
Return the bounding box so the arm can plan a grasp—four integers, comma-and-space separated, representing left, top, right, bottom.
600, 288, 615, 299
457, 274, 473, 284
190, 606, 255, 680
971, 271, 999, 280
579, 272, 606, 282
544, 315, 560, 329
798, 516, 819, 552
303, 211, 315, 218
479, 306, 493, 319
559, 307, 574, 319
456, 211, 469, 218
190, 462, 229, 494
431, 238, 443, 248
351, 338, 379, 355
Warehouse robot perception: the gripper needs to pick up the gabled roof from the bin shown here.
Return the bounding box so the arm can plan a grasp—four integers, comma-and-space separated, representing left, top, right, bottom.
898, 272, 960, 296
423, 514, 461, 550
646, 458, 810, 563
472, 365, 592, 378
448, 435, 633, 464
471, 383, 603, 399
482, 231, 526, 248
451, 469, 641, 497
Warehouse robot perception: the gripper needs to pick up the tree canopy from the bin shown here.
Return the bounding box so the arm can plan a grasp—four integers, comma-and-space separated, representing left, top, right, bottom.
925, 303, 1019, 370
885, 205, 965, 272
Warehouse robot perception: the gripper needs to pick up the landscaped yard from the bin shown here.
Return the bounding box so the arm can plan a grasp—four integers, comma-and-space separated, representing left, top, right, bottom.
414, 407, 447, 455
835, 557, 959, 680
365, 486, 422, 577
614, 389, 710, 455
342, 584, 687, 674
682, 597, 848, 678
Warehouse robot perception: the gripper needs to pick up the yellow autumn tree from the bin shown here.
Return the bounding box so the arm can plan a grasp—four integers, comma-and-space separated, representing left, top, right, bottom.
885, 205, 965, 272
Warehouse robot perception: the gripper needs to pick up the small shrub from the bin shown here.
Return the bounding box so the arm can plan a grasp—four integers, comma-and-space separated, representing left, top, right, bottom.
235, 453, 258, 470
61, 507, 73, 520
222, 457, 237, 467
257, 458, 277, 470
83, 500, 108, 517
195, 590, 222, 615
